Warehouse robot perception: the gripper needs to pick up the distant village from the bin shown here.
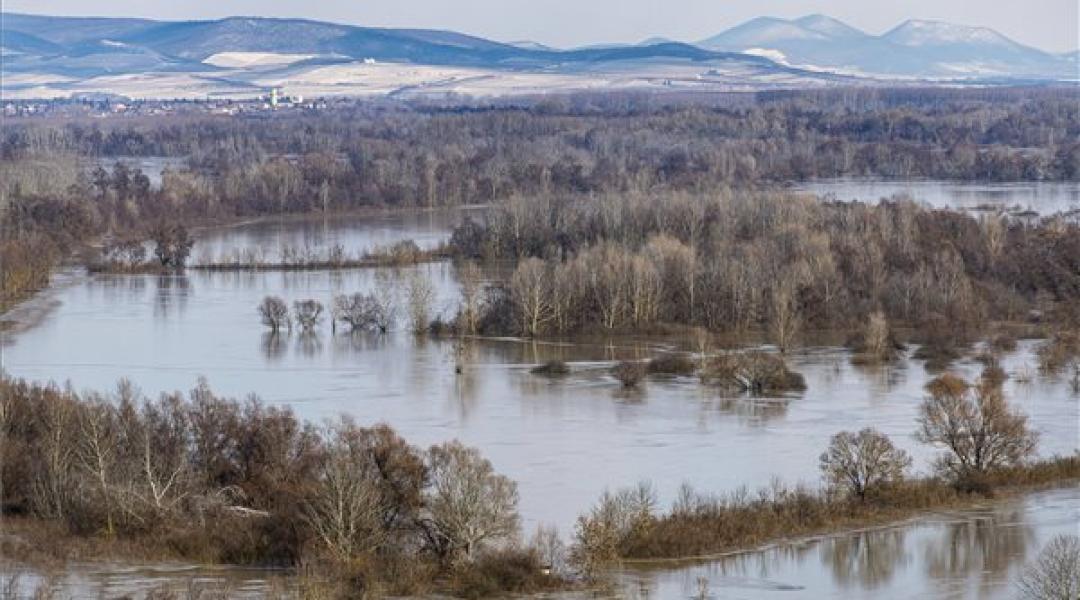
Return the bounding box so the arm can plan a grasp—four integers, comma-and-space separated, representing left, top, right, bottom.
2, 88, 336, 119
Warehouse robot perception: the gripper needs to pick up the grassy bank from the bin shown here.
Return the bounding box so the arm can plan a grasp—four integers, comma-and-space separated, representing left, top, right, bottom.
573, 456, 1079, 569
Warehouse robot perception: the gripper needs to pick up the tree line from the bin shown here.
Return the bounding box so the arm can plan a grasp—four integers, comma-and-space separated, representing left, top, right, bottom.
3, 88, 1076, 310
448, 190, 1080, 344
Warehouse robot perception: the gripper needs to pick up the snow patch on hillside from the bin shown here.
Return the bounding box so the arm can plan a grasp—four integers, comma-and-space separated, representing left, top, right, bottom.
204, 52, 318, 68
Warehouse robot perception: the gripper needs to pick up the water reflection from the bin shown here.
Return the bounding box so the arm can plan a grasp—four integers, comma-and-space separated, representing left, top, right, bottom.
154, 274, 190, 318
822, 528, 909, 589
617, 486, 1076, 600
296, 331, 323, 357
923, 507, 1034, 597
260, 331, 287, 361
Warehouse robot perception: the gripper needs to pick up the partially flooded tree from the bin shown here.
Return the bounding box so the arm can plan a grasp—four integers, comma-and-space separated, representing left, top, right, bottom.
510, 258, 553, 337
916, 374, 1038, 483
406, 271, 435, 335
148, 221, 195, 269
293, 299, 324, 332
1018, 534, 1080, 600
819, 428, 911, 500
769, 280, 800, 354
457, 261, 483, 335
425, 440, 519, 562
258, 296, 291, 333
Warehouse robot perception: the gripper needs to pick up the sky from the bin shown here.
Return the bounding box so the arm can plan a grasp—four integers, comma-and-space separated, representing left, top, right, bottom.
7, 0, 1079, 53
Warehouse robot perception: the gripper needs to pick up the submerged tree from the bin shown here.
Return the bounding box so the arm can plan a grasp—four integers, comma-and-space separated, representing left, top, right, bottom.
406, 271, 435, 335
258, 296, 291, 333
293, 299, 324, 332
148, 221, 195, 269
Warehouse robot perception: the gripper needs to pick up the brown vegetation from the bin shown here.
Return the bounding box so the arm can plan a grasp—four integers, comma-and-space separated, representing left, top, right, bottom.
571, 373, 1069, 568
451, 190, 1080, 350
0, 376, 564, 596
612, 361, 648, 388
819, 428, 912, 500
1018, 534, 1080, 600
701, 351, 806, 394
917, 373, 1039, 487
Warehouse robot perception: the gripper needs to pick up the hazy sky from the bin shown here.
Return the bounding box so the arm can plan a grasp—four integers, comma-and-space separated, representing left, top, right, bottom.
8, 0, 1079, 52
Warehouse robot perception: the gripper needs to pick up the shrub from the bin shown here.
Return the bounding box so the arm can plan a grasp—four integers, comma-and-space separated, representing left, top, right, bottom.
646, 354, 696, 376
612, 361, 647, 388
701, 351, 806, 394
450, 548, 560, 598
531, 360, 570, 376
1037, 330, 1080, 373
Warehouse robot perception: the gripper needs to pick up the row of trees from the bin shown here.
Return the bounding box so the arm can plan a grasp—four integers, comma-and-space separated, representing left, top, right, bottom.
0, 376, 544, 594
573, 364, 1052, 571
455, 191, 1079, 341
255, 270, 439, 336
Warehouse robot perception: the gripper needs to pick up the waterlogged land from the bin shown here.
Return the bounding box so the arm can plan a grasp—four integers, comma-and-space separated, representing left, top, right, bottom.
793, 180, 1080, 216
4, 486, 1076, 599
615, 485, 1080, 599
1, 181, 1079, 596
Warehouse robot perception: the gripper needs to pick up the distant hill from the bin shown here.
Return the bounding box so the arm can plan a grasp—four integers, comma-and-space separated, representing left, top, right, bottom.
698, 15, 1073, 78
0, 11, 1072, 100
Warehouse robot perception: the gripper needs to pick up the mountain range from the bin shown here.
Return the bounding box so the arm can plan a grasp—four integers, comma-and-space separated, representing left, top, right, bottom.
1, 12, 1075, 100
697, 14, 1075, 78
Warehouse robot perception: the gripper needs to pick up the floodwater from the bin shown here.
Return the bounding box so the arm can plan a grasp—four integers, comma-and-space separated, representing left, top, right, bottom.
89, 156, 187, 187
4, 486, 1076, 599
792, 179, 1080, 216
616, 485, 1080, 600
1, 183, 1078, 596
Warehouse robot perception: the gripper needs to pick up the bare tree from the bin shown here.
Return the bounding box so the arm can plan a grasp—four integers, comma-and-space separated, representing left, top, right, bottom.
76, 395, 121, 535
510, 258, 553, 337
293, 299, 324, 332
425, 440, 519, 562
769, 280, 800, 354
304, 423, 387, 560
258, 296, 290, 333
406, 271, 435, 334
457, 261, 483, 334
916, 374, 1039, 481
819, 428, 911, 500
1018, 534, 1080, 600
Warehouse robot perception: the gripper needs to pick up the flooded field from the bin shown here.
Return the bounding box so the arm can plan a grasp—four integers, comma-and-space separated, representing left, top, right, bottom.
4, 486, 1075, 599
616, 485, 1080, 599
792, 179, 1080, 215
1, 182, 1078, 596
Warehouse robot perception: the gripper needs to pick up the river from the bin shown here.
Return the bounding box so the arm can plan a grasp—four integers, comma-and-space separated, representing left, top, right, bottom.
1, 181, 1077, 597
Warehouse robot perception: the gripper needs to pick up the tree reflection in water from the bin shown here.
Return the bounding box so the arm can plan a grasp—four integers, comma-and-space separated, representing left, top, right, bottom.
260, 331, 287, 361
922, 507, 1034, 597
296, 331, 323, 357
822, 527, 909, 589
153, 274, 190, 318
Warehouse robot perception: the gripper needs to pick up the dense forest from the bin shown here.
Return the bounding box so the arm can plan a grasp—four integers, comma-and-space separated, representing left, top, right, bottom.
448, 191, 1080, 341
2, 86, 1078, 311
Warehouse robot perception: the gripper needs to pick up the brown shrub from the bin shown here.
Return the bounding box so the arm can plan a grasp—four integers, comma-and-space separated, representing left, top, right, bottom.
531, 360, 570, 376
701, 351, 806, 394
612, 361, 647, 388
646, 354, 697, 376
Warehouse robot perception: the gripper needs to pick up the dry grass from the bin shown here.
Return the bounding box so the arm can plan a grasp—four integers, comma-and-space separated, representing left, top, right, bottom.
575, 455, 1080, 563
